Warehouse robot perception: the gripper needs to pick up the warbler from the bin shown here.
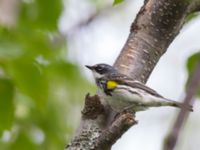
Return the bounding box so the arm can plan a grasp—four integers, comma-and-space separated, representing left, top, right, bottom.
86, 63, 193, 112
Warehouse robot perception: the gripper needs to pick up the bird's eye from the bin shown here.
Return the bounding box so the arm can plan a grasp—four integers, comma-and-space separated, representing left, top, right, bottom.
96, 66, 103, 71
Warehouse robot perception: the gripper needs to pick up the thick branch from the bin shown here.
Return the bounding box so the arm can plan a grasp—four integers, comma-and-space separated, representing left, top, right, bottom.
66, 94, 136, 150
65, 94, 106, 150
95, 112, 137, 150
163, 61, 200, 150
114, 0, 196, 82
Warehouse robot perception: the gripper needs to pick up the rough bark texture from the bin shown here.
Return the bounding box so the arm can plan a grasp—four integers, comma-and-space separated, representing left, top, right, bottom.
65, 94, 105, 150
66, 0, 200, 149
94, 112, 137, 150
114, 0, 192, 82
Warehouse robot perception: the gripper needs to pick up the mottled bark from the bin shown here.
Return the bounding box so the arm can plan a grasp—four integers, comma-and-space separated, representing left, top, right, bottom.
66, 0, 200, 149
65, 95, 136, 150
94, 112, 137, 150
65, 94, 105, 150
115, 0, 190, 82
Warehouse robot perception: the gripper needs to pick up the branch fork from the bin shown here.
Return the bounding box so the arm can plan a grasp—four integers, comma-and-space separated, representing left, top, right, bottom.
66, 93, 137, 150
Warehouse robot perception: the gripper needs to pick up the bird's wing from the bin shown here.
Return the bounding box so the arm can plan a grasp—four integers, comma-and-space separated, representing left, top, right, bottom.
106, 73, 164, 98
126, 81, 164, 98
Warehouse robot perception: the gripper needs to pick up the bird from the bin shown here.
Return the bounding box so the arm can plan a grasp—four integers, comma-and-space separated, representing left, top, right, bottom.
86, 63, 193, 112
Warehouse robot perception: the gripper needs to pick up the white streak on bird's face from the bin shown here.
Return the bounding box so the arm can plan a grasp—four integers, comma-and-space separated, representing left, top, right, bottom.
91, 70, 104, 79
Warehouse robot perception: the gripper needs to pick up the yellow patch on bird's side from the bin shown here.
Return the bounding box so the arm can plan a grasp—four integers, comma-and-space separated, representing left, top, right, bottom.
107, 80, 118, 89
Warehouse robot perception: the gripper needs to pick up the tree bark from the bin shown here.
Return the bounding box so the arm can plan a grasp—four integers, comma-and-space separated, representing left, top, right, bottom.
114, 0, 200, 82
66, 0, 200, 149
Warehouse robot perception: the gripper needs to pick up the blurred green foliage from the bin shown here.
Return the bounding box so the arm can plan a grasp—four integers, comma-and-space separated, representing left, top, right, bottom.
113, 0, 125, 5
19, 0, 61, 30
185, 12, 200, 24
186, 52, 200, 97
0, 79, 14, 135
0, 0, 94, 149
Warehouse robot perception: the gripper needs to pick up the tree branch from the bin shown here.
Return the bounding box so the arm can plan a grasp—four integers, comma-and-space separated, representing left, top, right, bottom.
114, 0, 198, 82
66, 94, 136, 150
163, 61, 200, 150
65, 1, 129, 35
65, 94, 106, 150
94, 112, 137, 150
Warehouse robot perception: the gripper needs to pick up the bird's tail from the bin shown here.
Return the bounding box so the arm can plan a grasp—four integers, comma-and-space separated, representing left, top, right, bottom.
164, 99, 193, 112
149, 97, 193, 111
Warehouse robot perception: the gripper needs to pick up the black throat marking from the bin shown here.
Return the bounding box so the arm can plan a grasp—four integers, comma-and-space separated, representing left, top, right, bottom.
96, 78, 113, 96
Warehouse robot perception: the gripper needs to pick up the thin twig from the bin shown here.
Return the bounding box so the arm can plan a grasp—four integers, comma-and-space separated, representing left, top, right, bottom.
163, 61, 200, 150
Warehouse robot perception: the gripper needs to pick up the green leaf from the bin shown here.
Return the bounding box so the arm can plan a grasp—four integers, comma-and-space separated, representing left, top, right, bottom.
10, 131, 38, 150
186, 52, 200, 97
0, 28, 24, 61
0, 27, 63, 60
0, 78, 14, 134
187, 52, 200, 75
19, 0, 62, 30
6, 56, 48, 109
113, 0, 124, 5
185, 12, 200, 24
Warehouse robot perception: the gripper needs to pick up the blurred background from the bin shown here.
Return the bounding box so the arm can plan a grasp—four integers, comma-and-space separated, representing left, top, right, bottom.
0, 0, 200, 150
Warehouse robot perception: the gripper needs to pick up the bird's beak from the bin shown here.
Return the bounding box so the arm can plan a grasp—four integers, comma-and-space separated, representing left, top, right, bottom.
85, 65, 94, 70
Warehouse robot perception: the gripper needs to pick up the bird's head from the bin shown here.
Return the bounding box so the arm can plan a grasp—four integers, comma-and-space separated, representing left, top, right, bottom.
85, 63, 117, 79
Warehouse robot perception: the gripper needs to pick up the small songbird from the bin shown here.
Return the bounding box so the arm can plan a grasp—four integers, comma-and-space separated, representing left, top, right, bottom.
86, 63, 193, 112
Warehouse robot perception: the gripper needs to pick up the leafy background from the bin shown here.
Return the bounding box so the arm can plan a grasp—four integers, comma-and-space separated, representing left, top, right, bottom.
0, 0, 95, 149
0, 0, 200, 150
